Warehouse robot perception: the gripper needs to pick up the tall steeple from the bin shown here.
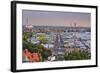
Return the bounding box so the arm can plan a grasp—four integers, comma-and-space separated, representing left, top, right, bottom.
53, 33, 65, 55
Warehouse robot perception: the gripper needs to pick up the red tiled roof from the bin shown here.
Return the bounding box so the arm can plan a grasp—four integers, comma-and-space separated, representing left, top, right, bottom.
23, 49, 42, 62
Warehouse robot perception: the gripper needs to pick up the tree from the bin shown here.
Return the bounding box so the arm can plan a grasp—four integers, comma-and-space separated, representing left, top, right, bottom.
35, 44, 52, 60
42, 49, 52, 60
37, 34, 48, 44
23, 32, 52, 61
64, 50, 91, 60
23, 32, 38, 52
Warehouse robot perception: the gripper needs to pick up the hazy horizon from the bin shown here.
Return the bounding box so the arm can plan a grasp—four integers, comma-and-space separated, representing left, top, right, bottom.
22, 10, 91, 27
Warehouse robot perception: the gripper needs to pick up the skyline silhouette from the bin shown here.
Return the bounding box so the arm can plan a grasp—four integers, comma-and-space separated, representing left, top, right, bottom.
22, 10, 91, 27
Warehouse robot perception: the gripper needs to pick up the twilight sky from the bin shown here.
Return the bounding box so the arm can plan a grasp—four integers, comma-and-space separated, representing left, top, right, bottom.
22, 10, 91, 27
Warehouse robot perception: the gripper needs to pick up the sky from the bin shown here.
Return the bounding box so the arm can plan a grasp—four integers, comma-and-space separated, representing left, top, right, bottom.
22, 10, 91, 27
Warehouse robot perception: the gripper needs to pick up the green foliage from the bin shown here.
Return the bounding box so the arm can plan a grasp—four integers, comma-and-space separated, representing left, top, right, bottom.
23, 32, 52, 61
64, 50, 91, 60
23, 40, 38, 53
23, 32, 31, 39
37, 34, 48, 44
35, 44, 52, 61
42, 49, 52, 60
23, 32, 38, 52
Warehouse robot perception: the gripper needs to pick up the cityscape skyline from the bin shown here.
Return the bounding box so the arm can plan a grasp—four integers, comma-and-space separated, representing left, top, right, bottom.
22, 10, 91, 27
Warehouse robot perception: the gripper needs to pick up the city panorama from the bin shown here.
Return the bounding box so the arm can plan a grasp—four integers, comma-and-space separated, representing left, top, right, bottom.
22, 10, 91, 62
